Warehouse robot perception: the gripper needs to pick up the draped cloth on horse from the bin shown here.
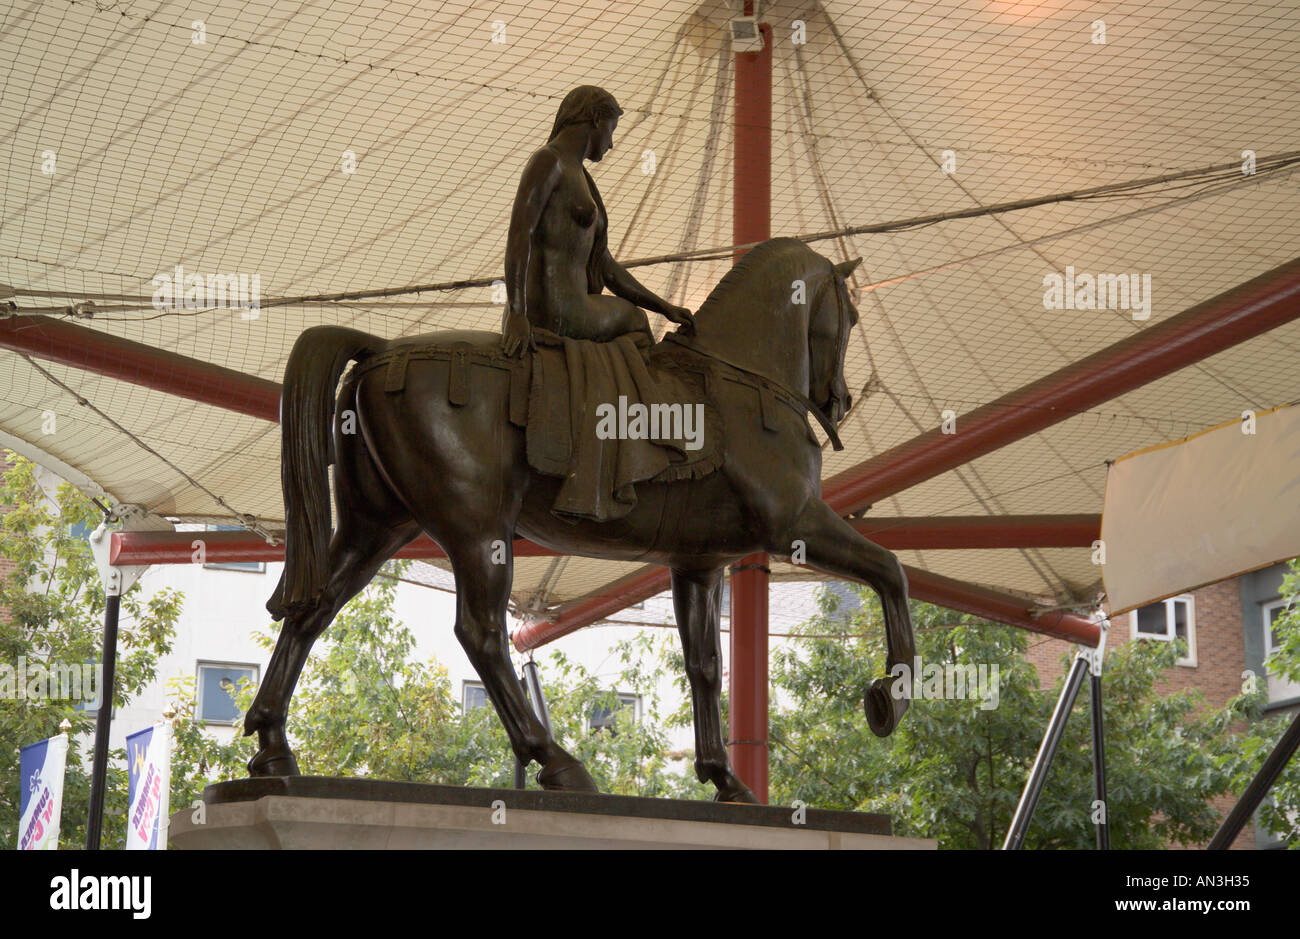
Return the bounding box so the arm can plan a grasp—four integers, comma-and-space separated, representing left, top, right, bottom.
523, 327, 722, 522
349, 327, 723, 524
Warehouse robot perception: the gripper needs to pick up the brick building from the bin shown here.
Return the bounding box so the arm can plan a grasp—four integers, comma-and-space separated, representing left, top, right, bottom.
1026, 562, 1300, 849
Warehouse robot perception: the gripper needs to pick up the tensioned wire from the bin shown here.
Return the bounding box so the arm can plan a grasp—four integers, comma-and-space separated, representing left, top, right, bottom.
7, 151, 1296, 313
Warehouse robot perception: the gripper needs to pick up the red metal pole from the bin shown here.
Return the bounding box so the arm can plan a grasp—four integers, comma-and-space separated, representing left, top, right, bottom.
853, 513, 1098, 550
0, 315, 281, 422
729, 10, 773, 803
903, 566, 1098, 644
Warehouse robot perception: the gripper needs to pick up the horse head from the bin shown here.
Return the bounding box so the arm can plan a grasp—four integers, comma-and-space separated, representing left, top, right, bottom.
690, 238, 860, 437
809, 256, 861, 427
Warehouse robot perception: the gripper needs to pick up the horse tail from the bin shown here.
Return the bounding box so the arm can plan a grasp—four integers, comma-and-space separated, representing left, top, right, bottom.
268, 325, 384, 620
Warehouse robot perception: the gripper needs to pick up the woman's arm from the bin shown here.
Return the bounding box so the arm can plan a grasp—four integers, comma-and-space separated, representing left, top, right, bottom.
600, 248, 695, 331
502, 148, 563, 356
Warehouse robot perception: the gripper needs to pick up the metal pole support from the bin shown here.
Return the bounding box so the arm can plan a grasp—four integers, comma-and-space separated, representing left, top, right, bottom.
514, 659, 553, 789
85, 574, 121, 849
1090, 672, 1110, 849
1003, 655, 1089, 849
84, 512, 153, 849
1082, 617, 1110, 849
513, 677, 528, 790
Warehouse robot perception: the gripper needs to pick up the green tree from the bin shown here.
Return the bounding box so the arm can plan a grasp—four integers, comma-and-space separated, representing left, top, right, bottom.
1217, 557, 1300, 848
769, 585, 1270, 848
172, 567, 710, 800
1, 454, 182, 849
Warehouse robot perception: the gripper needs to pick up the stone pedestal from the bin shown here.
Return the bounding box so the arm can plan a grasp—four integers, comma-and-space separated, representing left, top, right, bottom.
169, 777, 935, 850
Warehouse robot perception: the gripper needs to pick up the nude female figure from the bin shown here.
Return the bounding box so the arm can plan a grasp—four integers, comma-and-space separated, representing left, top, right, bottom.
501, 85, 695, 356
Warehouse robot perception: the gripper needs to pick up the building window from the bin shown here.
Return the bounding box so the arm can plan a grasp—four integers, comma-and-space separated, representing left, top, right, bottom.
1261, 599, 1300, 706
74, 662, 101, 714
588, 692, 639, 734
1129, 595, 1196, 667
197, 662, 258, 724
462, 681, 489, 712
1263, 599, 1291, 656
203, 524, 265, 573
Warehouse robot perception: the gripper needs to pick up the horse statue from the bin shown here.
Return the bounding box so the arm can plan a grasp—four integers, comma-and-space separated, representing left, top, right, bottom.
244, 237, 916, 804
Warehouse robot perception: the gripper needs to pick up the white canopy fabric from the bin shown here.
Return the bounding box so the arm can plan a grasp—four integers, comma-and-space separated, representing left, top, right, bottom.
1102, 404, 1300, 614
3, 0, 1298, 615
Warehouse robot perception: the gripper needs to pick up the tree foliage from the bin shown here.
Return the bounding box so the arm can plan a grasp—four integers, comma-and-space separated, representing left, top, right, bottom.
1, 455, 182, 849
769, 584, 1300, 849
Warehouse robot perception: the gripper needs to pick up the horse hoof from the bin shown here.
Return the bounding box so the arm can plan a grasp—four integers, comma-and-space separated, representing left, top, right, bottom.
713, 782, 760, 804
248, 749, 299, 778
864, 676, 910, 738
536, 757, 599, 793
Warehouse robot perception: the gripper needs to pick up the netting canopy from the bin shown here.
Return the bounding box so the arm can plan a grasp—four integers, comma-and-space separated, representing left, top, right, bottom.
3, 0, 1298, 616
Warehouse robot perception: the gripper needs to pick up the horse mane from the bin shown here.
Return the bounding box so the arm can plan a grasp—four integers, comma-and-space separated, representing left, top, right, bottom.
696, 237, 825, 320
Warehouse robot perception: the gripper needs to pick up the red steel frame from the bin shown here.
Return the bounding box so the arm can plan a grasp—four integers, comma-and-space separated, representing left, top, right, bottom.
0, 314, 280, 421
107, 515, 1101, 566
729, 9, 774, 801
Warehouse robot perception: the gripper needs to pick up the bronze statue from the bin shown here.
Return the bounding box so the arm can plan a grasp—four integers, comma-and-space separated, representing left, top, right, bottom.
245, 89, 916, 804
502, 86, 694, 353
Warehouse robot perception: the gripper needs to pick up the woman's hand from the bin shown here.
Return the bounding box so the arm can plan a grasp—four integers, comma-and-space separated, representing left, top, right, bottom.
663, 304, 696, 333
502, 313, 535, 357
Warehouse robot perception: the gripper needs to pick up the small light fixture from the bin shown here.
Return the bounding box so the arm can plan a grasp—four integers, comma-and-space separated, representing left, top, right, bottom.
730, 16, 764, 53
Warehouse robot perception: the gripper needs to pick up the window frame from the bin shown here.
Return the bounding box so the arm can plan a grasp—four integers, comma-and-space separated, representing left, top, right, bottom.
1262, 598, 1291, 657
1129, 594, 1197, 667
462, 680, 489, 712
196, 661, 259, 725
587, 691, 640, 733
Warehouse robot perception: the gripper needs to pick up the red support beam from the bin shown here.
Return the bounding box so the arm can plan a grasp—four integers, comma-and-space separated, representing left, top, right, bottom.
0, 314, 282, 422
824, 255, 1300, 516
513, 558, 1099, 648
729, 554, 770, 802
730, 8, 773, 803
903, 566, 1099, 645
854, 514, 1098, 550
110, 514, 1097, 567
510, 566, 672, 651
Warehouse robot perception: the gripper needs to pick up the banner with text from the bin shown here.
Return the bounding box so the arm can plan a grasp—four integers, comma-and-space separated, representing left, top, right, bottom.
126, 723, 172, 850
17, 733, 69, 850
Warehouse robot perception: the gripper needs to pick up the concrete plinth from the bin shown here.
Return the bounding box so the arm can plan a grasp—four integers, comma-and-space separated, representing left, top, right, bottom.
169, 777, 935, 850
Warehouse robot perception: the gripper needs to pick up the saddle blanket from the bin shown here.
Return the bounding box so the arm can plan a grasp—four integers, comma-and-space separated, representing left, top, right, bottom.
524, 328, 721, 522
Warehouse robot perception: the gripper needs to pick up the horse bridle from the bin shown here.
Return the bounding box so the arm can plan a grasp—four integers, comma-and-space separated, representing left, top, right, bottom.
664, 266, 850, 451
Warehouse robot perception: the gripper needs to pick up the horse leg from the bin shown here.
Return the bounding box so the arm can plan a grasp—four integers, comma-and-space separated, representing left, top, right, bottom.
245, 518, 419, 776
441, 529, 598, 792
671, 566, 758, 803
780, 497, 917, 737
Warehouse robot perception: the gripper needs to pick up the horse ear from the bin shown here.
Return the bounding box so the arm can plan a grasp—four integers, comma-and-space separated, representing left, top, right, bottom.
834, 258, 863, 279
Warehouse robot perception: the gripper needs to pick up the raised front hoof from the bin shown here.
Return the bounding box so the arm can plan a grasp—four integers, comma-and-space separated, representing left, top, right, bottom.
864, 677, 910, 738
247, 748, 300, 778
536, 756, 599, 793
713, 778, 760, 804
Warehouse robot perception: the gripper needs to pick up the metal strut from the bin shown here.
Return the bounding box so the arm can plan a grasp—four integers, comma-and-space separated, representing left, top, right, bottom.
1003, 617, 1108, 850
1209, 707, 1300, 849
515, 659, 554, 788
